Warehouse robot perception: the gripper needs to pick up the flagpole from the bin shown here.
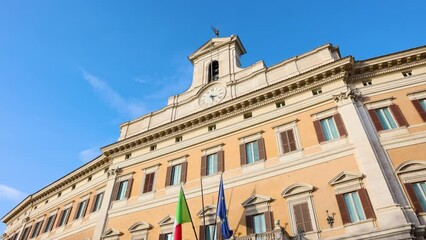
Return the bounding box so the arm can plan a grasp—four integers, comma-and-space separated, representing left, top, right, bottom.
200, 176, 207, 240
182, 186, 199, 240
212, 173, 222, 240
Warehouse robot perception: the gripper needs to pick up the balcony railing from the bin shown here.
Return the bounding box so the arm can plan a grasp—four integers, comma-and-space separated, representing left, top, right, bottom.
235, 228, 292, 240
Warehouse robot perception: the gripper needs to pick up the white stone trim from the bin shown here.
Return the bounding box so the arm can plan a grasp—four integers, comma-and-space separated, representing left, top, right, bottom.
273, 120, 302, 156
201, 144, 224, 156
139, 165, 159, 196
168, 155, 188, 166
197, 205, 217, 225
396, 160, 426, 184
364, 98, 395, 110
117, 172, 134, 182
407, 90, 426, 100
129, 222, 152, 240
311, 107, 338, 120
329, 171, 364, 194
158, 215, 175, 234
238, 131, 265, 143
281, 183, 314, 198
241, 194, 272, 216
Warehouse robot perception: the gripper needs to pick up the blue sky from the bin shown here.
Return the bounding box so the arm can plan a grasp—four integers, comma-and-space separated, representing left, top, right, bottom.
1, 0, 425, 233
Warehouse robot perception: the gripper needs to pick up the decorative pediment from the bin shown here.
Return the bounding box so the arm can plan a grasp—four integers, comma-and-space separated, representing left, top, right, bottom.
197, 205, 216, 218
396, 160, 426, 174
281, 183, 314, 198
241, 194, 272, 207
129, 222, 152, 233
329, 171, 364, 186
102, 228, 122, 238
188, 35, 246, 63
158, 215, 175, 226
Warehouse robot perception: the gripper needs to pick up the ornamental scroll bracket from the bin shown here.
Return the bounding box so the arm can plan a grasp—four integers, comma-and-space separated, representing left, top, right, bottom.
332, 88, 362, 104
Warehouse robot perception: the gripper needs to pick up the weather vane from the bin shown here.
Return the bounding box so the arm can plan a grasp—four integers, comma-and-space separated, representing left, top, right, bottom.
211, 26, 219, 37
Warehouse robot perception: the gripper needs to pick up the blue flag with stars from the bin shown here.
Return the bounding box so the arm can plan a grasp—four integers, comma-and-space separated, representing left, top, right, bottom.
216, 176, 233, 239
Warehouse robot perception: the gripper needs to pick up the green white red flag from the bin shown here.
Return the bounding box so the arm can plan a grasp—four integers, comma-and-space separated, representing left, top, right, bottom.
173, 187, 193, 240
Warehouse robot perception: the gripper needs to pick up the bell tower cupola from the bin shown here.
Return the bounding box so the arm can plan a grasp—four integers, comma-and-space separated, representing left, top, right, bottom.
187, 35, 247, 91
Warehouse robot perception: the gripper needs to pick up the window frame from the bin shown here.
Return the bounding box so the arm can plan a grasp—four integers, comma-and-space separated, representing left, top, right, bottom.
29, 219, 44, 239
91, 191, 105, 213
396, 160, 426, 214
241, 195, 273, 235
165, 156, 188, 187
141, 165, 159, 194
312, 108, 347, 144
57, 204, 73, 228
273, 120, 302, 156
281, 183, 318, 235
408, 91, 426, 122
42, 212, 57, 233
239, 131, 266, 166
365, 99, 408, 132
74, 198, 89, 220
112, 174, 134, 202
329, 172, 375, 225
201, 144, 225, 177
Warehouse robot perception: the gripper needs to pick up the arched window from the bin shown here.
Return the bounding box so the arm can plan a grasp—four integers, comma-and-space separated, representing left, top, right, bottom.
208, 61, 219, 82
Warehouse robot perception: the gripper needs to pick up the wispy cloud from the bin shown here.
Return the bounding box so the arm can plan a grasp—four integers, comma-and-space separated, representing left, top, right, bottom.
82, 70, 147, 118
0, 184, 26, 202
134, 60, 193, 101
78, 148, 100, 163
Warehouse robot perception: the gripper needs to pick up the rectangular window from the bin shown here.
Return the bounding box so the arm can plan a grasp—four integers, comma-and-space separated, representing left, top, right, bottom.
165, 233, 173, 240
343, 191, 366, 223
252, 213, 266, 234
280, 129, 297, 154
420, 99, 426, 111
75, 200, 88, 220
143, 172, 155, 193
320, 117, 339, 141
292, 202, 313, 233
91, 192, 104, 212
243, 112, 252, 119
362, 80, 372, 86
170, 164, 182, 186
312, 88, 322, 95
57, 207, 72, 227
20, 226, 31, 240
117, 180, 129, 200
245, 141, 260, 164
412, 181, 426, 212
412, 99, 426, 122
150, 145, 157, 151
175, 136, 183, 142
276, 101, 285, 108
206, 153, 218, 176
205, 224, 217, 240
208, 124, 216, 131
30, 220, 43, 238
43, 214, 56, 233
375, 107, 398, 130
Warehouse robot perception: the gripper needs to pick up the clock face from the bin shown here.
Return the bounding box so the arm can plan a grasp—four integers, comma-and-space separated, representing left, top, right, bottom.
199, 85, 226, 108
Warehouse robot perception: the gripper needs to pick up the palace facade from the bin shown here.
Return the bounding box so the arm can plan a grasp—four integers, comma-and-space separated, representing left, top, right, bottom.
2, 35, 426, 240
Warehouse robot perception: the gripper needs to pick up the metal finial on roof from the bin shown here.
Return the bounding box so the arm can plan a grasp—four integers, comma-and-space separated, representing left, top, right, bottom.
211, 26, 219, 37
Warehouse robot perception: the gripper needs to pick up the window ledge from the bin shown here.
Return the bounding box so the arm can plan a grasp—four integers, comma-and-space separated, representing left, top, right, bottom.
89, 211, 100, 221
343, 218, 375, 234
278, 149, 304, 162
138, 191, 155, 201
201, 173, 221, 185
320, 136, 348, 151
72, 218, 83, 227
165, 185, 181, 195
111, 199, 128, 209
378, 127, 409, 139
242, 160, 265, 173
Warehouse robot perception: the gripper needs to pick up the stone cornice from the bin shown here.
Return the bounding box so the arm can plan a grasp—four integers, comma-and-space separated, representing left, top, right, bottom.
2, 156, 111, 223
101, 57, 353, 157
349, 46, 426, 81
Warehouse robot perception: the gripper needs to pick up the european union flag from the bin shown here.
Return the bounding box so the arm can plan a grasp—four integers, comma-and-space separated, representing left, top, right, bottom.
216, 176, 233, 239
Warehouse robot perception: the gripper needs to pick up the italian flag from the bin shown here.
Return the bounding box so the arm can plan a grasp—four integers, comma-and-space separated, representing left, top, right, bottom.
173, 187, 193, 240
